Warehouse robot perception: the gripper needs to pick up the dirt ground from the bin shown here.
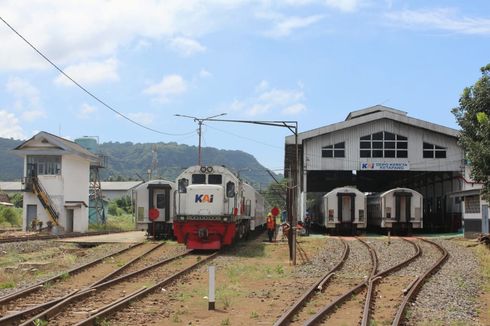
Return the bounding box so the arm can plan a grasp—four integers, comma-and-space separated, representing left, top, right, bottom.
1, 234, 489, 326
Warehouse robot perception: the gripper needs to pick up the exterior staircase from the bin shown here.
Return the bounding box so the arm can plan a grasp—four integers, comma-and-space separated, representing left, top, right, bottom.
28, 176, 60, 227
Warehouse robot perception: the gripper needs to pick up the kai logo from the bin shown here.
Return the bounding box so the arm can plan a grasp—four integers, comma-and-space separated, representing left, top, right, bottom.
195, 194, 214, 203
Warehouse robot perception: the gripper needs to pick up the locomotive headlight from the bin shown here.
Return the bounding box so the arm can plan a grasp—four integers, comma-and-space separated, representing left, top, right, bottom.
223, 217, 228, 222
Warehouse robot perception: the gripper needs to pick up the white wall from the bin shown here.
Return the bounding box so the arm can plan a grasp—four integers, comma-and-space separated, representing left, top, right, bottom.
22, 154, 90, 232
304, 119, 463, 172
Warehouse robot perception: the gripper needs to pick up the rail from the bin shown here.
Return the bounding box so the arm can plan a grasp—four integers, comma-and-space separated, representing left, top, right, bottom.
392, 238, 448, 326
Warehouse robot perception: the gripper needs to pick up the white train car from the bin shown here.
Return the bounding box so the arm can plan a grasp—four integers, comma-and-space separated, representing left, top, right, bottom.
367, 187, 423, 232
133, 179, 176, 239
322, 186, 367, 234
173, 165, 266, 249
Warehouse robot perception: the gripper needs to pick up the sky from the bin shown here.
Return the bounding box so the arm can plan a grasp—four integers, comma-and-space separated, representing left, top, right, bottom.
0, 0, 489, 173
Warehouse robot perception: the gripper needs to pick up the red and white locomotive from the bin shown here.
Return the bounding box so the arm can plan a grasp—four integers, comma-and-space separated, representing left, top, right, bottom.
173, 165, 266, 249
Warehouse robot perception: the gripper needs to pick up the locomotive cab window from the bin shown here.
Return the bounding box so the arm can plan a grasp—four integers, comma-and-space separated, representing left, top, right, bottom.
178, 178, 188, 193
192, 174, 206, 184
208, 174, 223, 185
226, 181, 235, 197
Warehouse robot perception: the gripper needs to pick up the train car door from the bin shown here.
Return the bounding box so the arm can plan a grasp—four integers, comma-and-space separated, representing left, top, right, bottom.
395, 192, 412, 223
154, 190, 167, 221
342, 196, 351, 222
148, 184, 171, 222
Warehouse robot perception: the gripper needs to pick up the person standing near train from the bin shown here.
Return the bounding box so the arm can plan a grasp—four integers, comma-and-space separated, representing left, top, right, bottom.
266, 213, 276, 242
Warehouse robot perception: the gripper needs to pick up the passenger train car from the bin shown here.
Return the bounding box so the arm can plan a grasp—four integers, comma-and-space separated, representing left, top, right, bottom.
367, 187, 423, 233
173, 165, 267, 249
133, 179, 176, 239
322, 186, 367, 234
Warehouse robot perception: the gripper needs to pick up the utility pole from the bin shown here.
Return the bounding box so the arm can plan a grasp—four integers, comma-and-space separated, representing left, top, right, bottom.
205, 118, 300, 265
174, 113, 227, 165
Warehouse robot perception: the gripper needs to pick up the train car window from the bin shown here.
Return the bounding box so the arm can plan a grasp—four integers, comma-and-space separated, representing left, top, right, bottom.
156, 194, 165, 209
208, 174, 222, 184
226, 181, 235, 197
178, 178, 189, 193
192, 174, 206, 184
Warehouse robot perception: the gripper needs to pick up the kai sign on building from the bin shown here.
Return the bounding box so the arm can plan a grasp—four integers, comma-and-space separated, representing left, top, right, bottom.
360, 162, 410, 171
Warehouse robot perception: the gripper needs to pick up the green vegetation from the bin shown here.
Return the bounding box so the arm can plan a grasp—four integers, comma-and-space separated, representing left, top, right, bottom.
220, 318, 231, 326
0, 206, 22, 228
33, 319, 48, 326
0, 280, 15, 289
452, 63, 490, 201
89, 214, 135, 232
0, 137, 279, 190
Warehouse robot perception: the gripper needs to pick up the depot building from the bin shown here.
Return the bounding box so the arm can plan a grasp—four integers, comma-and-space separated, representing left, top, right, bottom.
285, 105, 468, 233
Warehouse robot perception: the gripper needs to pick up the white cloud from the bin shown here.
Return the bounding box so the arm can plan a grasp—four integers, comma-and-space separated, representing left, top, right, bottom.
255, 80, 269, 92
282, 103, 306, 115
229, 80, 307, 117
0, 1, 240, 71
259, 88, 304, 106
325, 0, 362, 12
169, 37, 206, 56
143, 74, 187, 102
0, 110, 25, 139
386, 8, 490, 35
21, 110, 46, 122
5, 77, 46, 121
77, 103, 97, 119
6, 77, 40, 105
262, 13, 324, 38
128, 112, 155, 125
54, 58, 119, 86
199, 69, 212, 78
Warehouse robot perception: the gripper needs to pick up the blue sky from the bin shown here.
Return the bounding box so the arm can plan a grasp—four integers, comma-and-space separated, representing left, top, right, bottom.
1, 0, 489, 173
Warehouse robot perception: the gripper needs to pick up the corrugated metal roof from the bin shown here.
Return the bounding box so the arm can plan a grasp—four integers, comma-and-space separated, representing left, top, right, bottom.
101, 181, 143, 191
0, 182, 22, 191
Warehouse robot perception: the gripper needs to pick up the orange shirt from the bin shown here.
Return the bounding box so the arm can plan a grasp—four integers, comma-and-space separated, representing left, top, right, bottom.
267, 216, 276, 230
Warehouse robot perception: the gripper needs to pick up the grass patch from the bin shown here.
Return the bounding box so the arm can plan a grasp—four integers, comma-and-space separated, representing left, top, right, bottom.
89, 214, 135, 232
475, 244, 490, 291
0, 280, 15, 289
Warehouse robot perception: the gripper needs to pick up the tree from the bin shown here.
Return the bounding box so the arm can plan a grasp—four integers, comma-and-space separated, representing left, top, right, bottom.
10, 193, 23, 208
452, 63, 490, 201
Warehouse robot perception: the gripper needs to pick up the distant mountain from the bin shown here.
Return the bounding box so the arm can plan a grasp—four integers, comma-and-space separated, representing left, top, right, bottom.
0, 138, 23, 181
0, 137, 278, 189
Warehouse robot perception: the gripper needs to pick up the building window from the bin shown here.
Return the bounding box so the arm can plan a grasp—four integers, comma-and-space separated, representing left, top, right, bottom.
322, 142, 345, 158
423, 142, 447, 159
27, 155, 61, 175
359, 132, 408, 158
465, 195, 480, 214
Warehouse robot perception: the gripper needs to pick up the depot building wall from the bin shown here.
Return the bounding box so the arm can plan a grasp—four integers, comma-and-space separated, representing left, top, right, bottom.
298, 118, 464, 232
303, 118, 462, 172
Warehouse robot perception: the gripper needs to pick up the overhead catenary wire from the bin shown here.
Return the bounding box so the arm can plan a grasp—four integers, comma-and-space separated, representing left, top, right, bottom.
0, 16, 194, 137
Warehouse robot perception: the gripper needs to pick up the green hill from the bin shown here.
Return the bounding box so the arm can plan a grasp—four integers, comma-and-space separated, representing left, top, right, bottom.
0, 137, 278, 189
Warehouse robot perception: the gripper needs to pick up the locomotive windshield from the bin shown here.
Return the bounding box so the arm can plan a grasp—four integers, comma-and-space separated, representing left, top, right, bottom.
208, 174, 222, 184
192, 174, 206, 184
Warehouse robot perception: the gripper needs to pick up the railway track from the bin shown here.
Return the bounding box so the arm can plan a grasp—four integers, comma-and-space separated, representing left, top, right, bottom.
275, 236, 448, 326
391, 238, 448, 326
359, 238, 447, 326
0, 230, 128, 244
0, 242, 167, 325
274, 237, 377, 326
20, 250, 216, 326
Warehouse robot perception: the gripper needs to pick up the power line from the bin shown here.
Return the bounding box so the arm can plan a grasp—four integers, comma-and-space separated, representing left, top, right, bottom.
0, 16, 194, 137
